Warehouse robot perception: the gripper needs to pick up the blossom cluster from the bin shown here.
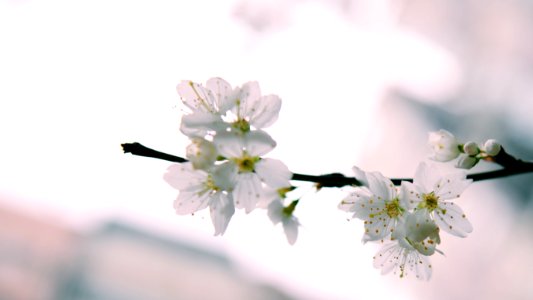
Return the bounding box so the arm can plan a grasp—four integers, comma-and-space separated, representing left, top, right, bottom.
428, 129, 501, 169
338, 162, 473, 280
160, 77, 505, 280
164, 78, 299, 243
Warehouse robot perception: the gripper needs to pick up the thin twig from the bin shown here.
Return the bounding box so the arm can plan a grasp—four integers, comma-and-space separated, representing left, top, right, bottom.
121, 143, 533, 188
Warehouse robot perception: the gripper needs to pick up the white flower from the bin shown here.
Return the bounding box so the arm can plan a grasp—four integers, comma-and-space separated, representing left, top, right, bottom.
428, 129, 460, 162
177, 77, 236, 114
177, 78, 239, 137
373, 211, 439, 280
164, 163, 236, 235
339, 171, 407, 242
401, 162, 473, 237
229, 81, 282, 132
214, 130, 292, 213
482, 139, 501, 156
268, 198, 300, 245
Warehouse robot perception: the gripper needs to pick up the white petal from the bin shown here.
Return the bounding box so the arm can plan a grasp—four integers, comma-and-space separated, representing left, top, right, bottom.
233, 173, 263, 213
282, 218, 299, 245
164, 163, 206, 190
267, 200, 284, 224
400, 181, 424, 209
206, 77, 235, 112
406, 251, 432, 280
363, 217, 395, 242
180, 112, 226, 137
366, 172, 396, 202
352, 166, 369, 187
244, 130, 276, 156
373, 243, 401, 275
213, 131, 244, 158
338, 188, 372, 213
435, 171, 472, 200
434, 202, 473, 237
174, 190, 210, 215
211, 162, 237, 191
413, 162, 441, 193
248, 94, 282, 129
177, 80, 216, 113
233, 81, 261, 117
209, 193, 235, 236
255, 158, 292, 188
258, 187, 280, 208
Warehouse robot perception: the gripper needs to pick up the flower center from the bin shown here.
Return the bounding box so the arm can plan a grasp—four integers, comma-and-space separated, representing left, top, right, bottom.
385, 198, 402, 218
235, 154, 259, 173
232, 118, 250, 132
422, 192, 439, 211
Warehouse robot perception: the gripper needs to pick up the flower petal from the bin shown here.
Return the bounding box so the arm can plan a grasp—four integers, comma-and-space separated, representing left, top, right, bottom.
177, 80, 216, 113
338, 187, 373, 213
233, 173, 263, 213
213, 131, 244, 158
434, 202, 473, 237
248, 94, 282, 129
282, 218, 299, 245
206, 77, 235, 113
180, 112, 226, 137
400, 181, 424, 209
173, 189, 210, 215
255, 158, 292, 189
244, 130, 276, 156
434, 171, 472, 201
267, 200, 284, 224
413, 162, 442, 193
209, 192, 235, 236
366, 172, 396, 202
164, 163, 207, 190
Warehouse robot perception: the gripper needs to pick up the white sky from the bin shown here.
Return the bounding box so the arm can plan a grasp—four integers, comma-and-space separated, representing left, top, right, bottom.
0, 0, 462, 299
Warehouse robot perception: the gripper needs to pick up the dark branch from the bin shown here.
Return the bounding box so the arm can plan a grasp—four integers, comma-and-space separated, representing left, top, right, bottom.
121, 143, 533, 188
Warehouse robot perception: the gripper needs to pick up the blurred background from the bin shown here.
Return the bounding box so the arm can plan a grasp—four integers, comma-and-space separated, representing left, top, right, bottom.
1, 0, 533, 299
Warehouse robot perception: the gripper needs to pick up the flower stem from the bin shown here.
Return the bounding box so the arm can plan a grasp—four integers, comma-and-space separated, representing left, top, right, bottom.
121, 142, 533, 188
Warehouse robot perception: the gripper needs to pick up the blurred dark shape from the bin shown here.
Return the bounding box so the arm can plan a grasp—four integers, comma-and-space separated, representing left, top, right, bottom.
0, 205, 297, 300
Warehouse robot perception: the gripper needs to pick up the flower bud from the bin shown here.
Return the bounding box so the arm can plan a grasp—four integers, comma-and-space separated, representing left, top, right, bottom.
483, 139, 501, 156
462, 141, 480, 156
186, 137, 217, 170
428, 129, 460, 162
456, 155, 478, 169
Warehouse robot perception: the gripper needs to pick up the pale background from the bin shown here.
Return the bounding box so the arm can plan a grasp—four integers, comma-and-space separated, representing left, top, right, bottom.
1, 0, 533, 299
